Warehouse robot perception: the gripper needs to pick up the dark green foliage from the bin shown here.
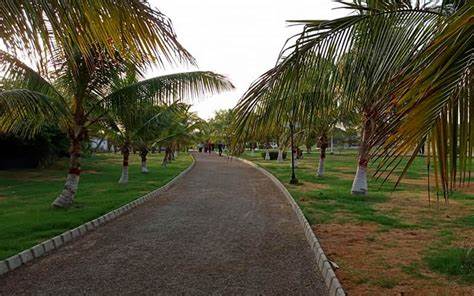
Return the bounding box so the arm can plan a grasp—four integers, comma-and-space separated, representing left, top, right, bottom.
0, 126, 68, 169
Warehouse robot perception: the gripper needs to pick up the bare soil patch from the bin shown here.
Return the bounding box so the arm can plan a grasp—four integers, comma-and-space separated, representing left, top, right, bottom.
289, 182, 328, 192
316, 223, 473, 295
459, 184, 474, 195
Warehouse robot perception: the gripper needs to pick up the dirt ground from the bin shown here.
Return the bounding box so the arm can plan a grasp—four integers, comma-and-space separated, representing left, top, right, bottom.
316, 188, 474, 296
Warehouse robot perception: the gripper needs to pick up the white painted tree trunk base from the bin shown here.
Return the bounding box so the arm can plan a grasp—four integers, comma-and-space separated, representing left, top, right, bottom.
174, 151, 178, 158
52, 173, 80, 208
141, 161, 149, 173
118, 166, 129, 184
351, 165, 368, 195
277, 150, 283, 162
265, 150, 270, 160
317, 158, 325, 177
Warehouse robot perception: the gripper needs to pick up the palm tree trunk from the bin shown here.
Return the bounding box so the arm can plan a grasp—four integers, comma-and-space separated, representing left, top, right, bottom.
140, 148, 149, 173
52, 89, 86, 208
351, 118, 373, 195
265, 149, 270, 160
277, 149, 284, 162
52, 136, 82, 208
317, 134, 328, 177
162, 147, 172, 166
118, 145, 130, 184
318, 146, 327, 177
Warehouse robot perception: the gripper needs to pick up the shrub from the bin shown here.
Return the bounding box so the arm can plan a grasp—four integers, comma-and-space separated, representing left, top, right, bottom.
0, 126, 69, 169
261, 150, 287, 160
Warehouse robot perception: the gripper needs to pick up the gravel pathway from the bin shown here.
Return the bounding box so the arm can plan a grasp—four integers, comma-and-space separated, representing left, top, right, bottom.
0, 153, 328, 295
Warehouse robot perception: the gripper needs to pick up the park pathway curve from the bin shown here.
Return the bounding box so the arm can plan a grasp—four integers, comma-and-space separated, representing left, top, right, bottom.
0, 153, 328, 295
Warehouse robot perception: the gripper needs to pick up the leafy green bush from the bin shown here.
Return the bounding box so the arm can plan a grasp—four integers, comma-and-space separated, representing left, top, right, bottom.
261, 150, 287, 160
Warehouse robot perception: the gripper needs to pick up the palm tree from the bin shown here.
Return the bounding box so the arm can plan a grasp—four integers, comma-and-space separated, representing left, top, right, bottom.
104, 103, 175, 180
233, 50, 343, 177
372, 3, 473, 198
310, 110, 339, 177
102, 69, 233, 183
133, 106, 175, 174
154, 105, 205, 166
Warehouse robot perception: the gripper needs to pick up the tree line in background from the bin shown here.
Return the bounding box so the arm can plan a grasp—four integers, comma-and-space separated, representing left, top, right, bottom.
231, 0, 472, 199
0, 0, 234, 208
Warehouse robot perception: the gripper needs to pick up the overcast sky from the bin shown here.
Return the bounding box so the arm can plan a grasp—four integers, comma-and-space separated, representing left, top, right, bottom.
148, 0, 348, 119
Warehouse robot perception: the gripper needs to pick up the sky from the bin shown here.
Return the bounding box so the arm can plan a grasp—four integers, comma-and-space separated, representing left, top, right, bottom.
148, 0, 348, 119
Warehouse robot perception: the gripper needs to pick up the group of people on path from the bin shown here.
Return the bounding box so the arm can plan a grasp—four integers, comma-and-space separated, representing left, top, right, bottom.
197, 142, 225, 156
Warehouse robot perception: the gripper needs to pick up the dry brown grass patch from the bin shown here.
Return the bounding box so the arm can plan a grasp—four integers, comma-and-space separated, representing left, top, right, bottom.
315, 223, 473, 295
290, 182, 328, 193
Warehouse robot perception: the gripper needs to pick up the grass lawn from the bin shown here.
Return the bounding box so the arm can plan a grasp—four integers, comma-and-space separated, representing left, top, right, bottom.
0, 152, 192, 261
243, 150, 473, 295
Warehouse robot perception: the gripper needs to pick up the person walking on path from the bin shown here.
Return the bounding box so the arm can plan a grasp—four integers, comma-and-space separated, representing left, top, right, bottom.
218, 142, 224, 156
207, 141, 212, 154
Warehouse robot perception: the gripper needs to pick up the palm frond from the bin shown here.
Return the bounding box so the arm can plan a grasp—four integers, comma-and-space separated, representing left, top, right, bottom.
0, 0, 194, 69
0, 50, 66, 102
372, 4, 473, 194
101, 71, 234, 111
0, 89, 70, 138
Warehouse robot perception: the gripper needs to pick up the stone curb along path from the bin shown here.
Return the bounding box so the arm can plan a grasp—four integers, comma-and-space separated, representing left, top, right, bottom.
234, 157, 346, 296
0, 155, 196, 278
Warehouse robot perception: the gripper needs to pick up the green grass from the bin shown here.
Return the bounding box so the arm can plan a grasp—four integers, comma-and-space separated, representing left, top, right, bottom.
0, 152, 192, 260
425, 248, 474, 283
246, 151, 415, 230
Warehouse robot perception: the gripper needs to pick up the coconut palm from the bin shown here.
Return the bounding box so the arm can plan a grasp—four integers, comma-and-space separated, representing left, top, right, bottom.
372, 3, 473, 198
101, 103, 167, 182
233, 50, 343, 177
101, 68, 233, 183
133, 105, 176, 174
311, 111, 338, 177
154, 105, 205, 166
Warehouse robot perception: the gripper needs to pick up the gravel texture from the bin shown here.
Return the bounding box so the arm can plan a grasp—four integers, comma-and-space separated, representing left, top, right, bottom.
0, 153, 328, 295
